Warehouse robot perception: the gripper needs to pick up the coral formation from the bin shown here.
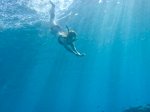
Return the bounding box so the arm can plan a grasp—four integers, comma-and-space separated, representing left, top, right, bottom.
123, 104, 150, 112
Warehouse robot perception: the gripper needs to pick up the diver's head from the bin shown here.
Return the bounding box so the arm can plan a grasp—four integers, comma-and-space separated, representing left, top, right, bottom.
67, 30, 77, 38
66, 25, 77, 37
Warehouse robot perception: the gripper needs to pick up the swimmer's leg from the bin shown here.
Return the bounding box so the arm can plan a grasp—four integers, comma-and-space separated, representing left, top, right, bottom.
49, 0, 62, 34
49, 0, 56, 24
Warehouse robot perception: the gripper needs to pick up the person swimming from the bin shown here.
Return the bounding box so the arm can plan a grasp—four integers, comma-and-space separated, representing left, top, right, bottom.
49, 0, 85, 56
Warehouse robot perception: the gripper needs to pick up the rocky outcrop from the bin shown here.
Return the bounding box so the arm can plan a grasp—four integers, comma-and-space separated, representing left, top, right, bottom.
123, 104, 150, 112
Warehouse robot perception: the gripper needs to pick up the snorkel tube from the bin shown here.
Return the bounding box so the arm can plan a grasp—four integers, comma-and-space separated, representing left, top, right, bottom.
66, 25, 70, 34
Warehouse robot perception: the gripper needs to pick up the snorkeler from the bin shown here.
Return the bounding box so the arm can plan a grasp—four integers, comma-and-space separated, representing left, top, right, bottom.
49, 0, 85, 56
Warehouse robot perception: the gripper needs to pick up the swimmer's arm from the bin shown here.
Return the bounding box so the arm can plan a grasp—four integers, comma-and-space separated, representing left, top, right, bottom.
57, 37, 74, 53
70, 43, 85, 56
64, 45, 78, 55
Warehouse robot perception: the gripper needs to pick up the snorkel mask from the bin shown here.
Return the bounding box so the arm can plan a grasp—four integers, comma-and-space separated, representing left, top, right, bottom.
66, 25, 77, 40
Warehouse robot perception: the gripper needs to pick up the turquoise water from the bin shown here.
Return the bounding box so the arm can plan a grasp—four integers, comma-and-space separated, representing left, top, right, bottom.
0, 0, 150, 112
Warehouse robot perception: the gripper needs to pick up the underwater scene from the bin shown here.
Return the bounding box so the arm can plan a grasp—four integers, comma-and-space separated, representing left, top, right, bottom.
0, 0, 150, 112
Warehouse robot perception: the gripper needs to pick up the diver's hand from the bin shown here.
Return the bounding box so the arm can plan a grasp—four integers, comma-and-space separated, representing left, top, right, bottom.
76, 53, 86, 57
80, 53, 86, 56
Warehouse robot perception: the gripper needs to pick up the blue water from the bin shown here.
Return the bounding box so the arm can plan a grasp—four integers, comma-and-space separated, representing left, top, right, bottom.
0, 0, 150, 112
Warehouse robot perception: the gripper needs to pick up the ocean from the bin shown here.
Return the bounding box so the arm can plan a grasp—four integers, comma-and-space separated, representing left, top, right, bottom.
0, 0, 150, 112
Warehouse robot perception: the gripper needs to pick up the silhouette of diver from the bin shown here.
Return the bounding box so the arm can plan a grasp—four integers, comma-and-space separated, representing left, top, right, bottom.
49, 0, 85, 56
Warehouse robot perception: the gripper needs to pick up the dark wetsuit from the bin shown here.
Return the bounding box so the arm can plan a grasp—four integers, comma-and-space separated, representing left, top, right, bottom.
58, 33, 76, 45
